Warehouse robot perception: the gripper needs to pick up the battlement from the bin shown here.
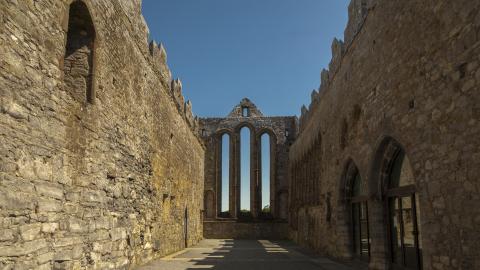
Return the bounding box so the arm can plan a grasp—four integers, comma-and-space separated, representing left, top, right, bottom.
147, 41, 200, 135
298, 0, 376, 132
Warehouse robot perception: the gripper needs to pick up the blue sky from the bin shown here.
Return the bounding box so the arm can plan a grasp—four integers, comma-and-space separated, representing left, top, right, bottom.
142, 0, 350, 117
142, 1, 351, 211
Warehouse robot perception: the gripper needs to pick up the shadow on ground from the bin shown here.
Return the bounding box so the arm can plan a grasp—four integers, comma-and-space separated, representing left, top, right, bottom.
137, 239, 359, 270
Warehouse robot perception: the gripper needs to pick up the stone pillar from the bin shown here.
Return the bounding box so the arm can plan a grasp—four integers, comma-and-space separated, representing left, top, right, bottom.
215, 135, 221, 217
230, 133, 238, 219
270, 136, 277, 218
251, 134, 260, 218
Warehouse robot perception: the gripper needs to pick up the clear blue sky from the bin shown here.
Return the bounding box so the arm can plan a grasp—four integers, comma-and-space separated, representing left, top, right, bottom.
142, 0, 350, 117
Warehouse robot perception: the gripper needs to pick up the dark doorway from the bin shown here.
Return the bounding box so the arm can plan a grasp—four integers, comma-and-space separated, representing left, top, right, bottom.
386, 151, 422, 270
184, 208, 188, 248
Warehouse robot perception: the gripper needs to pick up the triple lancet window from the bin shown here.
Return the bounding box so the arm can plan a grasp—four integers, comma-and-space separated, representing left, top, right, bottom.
215, 127, 274, 219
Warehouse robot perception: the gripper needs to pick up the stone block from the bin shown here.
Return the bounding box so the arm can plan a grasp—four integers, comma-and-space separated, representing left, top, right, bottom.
53, 246, 83, 262
89, 230, 110, 241
37, 198, 63, 212
0, 239, 48, 257
41, 223, 59, 233
81, 190, 108, 204
37, 251, 54, 264
94, 217, 112, 230
0, 190, 35, 211
68, 219, 88, 233
110, 228, 127, 241
93, 241, 113, 253
20, 223, 42, 241
35, 181, 64, 200
54, 237, 83, 248
1, 99, 29, 120
0, 228, 15, 242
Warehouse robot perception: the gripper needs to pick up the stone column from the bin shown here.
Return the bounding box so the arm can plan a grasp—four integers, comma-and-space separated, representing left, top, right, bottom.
215, 135, 221, 218
230, 133, 238, 219
251, 133, 260, 218
270, 137, 277, 218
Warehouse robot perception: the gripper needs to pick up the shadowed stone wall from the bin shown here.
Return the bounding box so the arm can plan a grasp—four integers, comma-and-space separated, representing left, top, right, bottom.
203, 220, 289, 240
0, 0, 204, 269
289, 1, 480, 270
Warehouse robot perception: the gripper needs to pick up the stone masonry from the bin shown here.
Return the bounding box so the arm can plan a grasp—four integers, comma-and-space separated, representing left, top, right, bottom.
1, 0, 480, 270
289, 0, 480, 270
1, 0, 204, 269
200, 99, 296, 239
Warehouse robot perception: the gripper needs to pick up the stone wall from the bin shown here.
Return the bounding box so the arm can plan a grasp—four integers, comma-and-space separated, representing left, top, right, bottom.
289, 0, 480, 270
0, 0, 204, 269
204, 221, 288, 240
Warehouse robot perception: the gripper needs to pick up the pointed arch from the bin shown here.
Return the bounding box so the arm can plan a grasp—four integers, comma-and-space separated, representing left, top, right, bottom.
368, 136, 423, 269
239, 125, 252, 213
63, 0, 97, 104
215, 129, 234, 218
340, 159, 370, 261
257, 128, 277, 218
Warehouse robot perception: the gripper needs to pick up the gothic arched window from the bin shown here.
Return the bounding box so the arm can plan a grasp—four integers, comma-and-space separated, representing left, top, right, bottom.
386, 150, 423, 269
348, 168, 370, 260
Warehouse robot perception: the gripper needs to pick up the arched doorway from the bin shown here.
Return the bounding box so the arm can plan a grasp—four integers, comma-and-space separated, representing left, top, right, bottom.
385, 150, 422, 269
344, 161, 370, 261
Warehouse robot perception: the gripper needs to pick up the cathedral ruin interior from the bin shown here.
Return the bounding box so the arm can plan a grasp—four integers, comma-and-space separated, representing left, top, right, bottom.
1, 0, 479, 269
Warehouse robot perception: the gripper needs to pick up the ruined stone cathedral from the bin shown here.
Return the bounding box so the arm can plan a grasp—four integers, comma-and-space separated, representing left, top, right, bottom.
0, 0, 479, 270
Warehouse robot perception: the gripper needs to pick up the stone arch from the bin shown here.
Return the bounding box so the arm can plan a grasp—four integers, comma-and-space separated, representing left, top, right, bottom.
232, 123, 256, 217
257, 128, 277, 217
368, 136, 416, 269
369, 136, 405, 199
338, 159, 370, 260
371, 137, 422, 270
234, 122, 256, 135
63, 0, 97, 104
340, 159, 361, 205
336, 158, 358, 259
215, 129, 234, 217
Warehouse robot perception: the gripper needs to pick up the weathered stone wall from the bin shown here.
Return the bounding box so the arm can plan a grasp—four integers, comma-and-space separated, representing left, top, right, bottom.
200, 98, 296, 224
0, 0, 204, 269
204, 221, 288, 240
289, 0, 480, 270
